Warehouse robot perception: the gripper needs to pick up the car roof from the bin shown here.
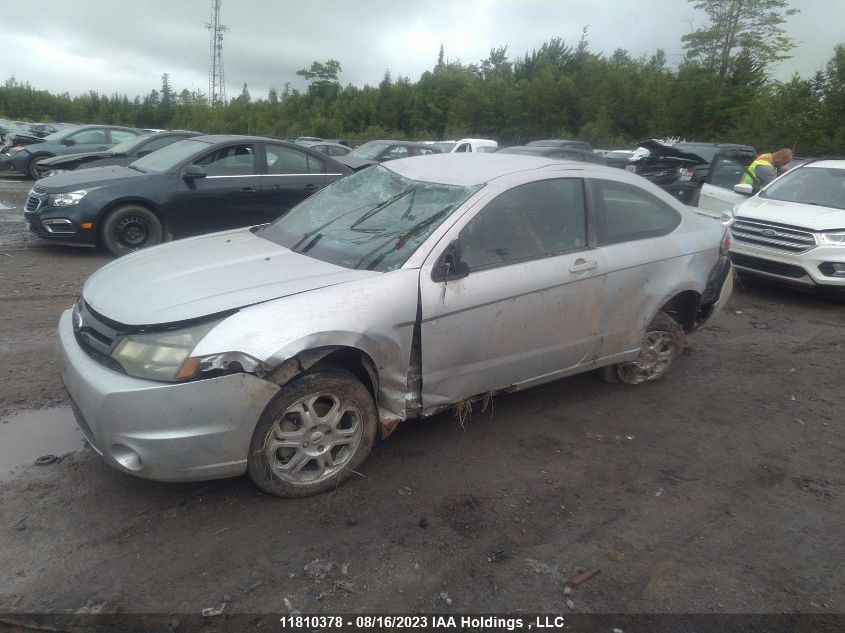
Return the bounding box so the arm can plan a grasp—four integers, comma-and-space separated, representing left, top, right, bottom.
191, 134, 296, 144
362, 139, 435, 148
802, 159, 845, 169
383, 153, 615, 186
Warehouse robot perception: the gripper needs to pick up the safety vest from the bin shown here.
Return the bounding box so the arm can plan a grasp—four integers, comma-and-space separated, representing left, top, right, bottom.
743, 153, 774, 186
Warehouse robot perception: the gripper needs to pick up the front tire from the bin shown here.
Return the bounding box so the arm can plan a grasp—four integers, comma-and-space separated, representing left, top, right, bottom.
28, 156, 48, 179
247, 365, 378, 498
602, 311, 685, 384
100, 205, 163, 256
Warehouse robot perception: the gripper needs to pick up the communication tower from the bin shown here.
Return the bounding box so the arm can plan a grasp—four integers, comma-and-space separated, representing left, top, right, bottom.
206, 0, 228, 105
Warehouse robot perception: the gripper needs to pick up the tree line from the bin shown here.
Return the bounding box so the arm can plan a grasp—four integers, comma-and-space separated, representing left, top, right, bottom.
1, 0, 843, 156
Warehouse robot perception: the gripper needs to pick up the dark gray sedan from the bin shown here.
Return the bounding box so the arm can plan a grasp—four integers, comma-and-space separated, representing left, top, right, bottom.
1, 124, 144, 178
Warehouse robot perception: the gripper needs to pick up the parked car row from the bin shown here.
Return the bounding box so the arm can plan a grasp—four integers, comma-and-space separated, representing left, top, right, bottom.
2, 124, 146, 178
0, 119, 75, 150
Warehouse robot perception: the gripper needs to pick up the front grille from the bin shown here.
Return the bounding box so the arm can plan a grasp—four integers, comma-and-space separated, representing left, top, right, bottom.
24, 186, 47, 214
730, 253, 809, 279
730, 217, 816, 253
73, 300, 127, 373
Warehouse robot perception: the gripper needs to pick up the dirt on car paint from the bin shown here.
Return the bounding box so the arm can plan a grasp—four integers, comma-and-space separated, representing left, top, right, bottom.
0, 177, 843, 618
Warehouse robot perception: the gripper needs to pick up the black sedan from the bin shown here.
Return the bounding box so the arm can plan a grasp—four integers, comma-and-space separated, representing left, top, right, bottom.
0, 125, 144, 178
338, 140, 440, 170
34, 131, 202, 178
25, 135, 353, 255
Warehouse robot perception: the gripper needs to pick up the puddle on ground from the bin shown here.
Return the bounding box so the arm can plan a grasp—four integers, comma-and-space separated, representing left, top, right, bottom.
0, 406, 86, 476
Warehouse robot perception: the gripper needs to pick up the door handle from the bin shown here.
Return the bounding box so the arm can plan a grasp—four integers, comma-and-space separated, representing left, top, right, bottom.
239, 187, 256, 195
96, 146, 109, 150
568, 258, 597, 273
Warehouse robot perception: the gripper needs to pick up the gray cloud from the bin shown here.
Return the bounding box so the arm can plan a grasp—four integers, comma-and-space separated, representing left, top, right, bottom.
0, 0, 840, 102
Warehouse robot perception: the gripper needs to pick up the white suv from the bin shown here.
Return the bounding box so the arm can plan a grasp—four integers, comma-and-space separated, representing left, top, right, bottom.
704, 159, 845, 299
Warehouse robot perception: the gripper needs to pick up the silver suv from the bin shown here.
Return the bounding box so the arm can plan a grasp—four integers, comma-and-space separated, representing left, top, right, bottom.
58, 154, 733, 497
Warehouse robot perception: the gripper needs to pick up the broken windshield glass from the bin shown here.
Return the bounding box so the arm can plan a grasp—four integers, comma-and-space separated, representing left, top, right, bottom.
259, 165, 481, 271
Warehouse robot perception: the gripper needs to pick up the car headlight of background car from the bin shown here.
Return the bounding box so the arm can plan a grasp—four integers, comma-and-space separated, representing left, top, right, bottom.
819, 231, 845, 246
48, 189, 97, 207
111, 320, 223, 382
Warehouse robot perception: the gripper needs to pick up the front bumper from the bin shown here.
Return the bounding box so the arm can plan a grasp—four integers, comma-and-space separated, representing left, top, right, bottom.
24, 191, 100, 247
730, 242, 845, 290
57, 309, 280, 482
0, 151, 29, 175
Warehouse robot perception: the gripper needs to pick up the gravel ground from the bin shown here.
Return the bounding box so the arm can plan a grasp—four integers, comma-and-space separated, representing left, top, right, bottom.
0, 176, 842, 620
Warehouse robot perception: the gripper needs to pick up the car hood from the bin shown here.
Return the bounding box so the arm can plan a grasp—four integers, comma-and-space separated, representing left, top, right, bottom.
631, 140, 707, 163
736, 196, 845, 230
36, 165, 149, 190
39, 150, 116, 166
82, 227, 380, 326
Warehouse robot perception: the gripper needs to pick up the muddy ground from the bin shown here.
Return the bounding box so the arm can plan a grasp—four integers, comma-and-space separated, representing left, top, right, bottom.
0, 176, 843, 619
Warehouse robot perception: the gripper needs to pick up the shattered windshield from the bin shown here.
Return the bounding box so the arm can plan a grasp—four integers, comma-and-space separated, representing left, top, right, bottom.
761, 165, 845, 210
259, 165, 481, 271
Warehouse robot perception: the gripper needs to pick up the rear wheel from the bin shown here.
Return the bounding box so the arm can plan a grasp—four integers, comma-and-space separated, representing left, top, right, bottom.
601, 312, 685, 384
247, 365, 378, 497
100, 205, 163, 256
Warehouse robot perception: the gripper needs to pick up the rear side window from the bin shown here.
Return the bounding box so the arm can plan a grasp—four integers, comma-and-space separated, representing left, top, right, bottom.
593, 179, 681, 245
460, 178, 587, 270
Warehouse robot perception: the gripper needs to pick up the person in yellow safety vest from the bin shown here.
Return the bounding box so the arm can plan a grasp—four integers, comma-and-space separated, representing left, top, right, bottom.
743, 148, 793, 190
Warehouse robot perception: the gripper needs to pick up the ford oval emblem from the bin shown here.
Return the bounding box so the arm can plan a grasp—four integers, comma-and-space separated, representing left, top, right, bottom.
760, 229, 777, 237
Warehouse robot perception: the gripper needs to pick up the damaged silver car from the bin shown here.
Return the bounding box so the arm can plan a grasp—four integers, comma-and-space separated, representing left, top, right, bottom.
58, 154, 733, 497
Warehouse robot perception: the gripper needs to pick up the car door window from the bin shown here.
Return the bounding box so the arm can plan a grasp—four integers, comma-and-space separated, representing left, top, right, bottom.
69, 129, 107, 144
110, 129, 138, 143
459, 178, 587, 270
708, 156, 747, 190
454, 143, 470, 153
264, 145, 309, 174
593, 179, 681, 245
197, 144, 256, 176
306, 153, 326, 174
383, 145, 409, 160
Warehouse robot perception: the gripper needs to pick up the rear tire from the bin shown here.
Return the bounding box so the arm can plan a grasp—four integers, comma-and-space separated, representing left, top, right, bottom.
100, 205, 163, 256
601, 312, 685, 384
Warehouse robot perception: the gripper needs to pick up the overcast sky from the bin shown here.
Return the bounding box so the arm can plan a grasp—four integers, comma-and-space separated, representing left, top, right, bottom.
1, 0, 842, 101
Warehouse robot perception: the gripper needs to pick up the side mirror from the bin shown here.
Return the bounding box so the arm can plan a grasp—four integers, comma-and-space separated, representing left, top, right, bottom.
183, 164, 207, 179
733, 183, 753, 196
61, 138, 76, 146
431, 241, 470, 283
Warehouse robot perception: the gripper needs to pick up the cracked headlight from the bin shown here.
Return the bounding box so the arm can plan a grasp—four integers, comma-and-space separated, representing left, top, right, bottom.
48, 189, 96, 207
111, 320, 222, 382
819, 231, 845, 246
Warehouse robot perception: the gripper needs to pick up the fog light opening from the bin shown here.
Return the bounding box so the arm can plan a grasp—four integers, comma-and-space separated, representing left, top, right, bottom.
110, 444, 143, 471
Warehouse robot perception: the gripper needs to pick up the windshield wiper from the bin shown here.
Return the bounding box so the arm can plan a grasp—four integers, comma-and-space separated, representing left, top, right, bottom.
350, 188, 416, 230
353, 205, 454, 270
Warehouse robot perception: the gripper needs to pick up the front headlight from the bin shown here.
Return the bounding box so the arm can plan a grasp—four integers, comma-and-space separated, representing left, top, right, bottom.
111, 320, 221, 382
48, 189, 94, 207
819, 231, 845, 246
